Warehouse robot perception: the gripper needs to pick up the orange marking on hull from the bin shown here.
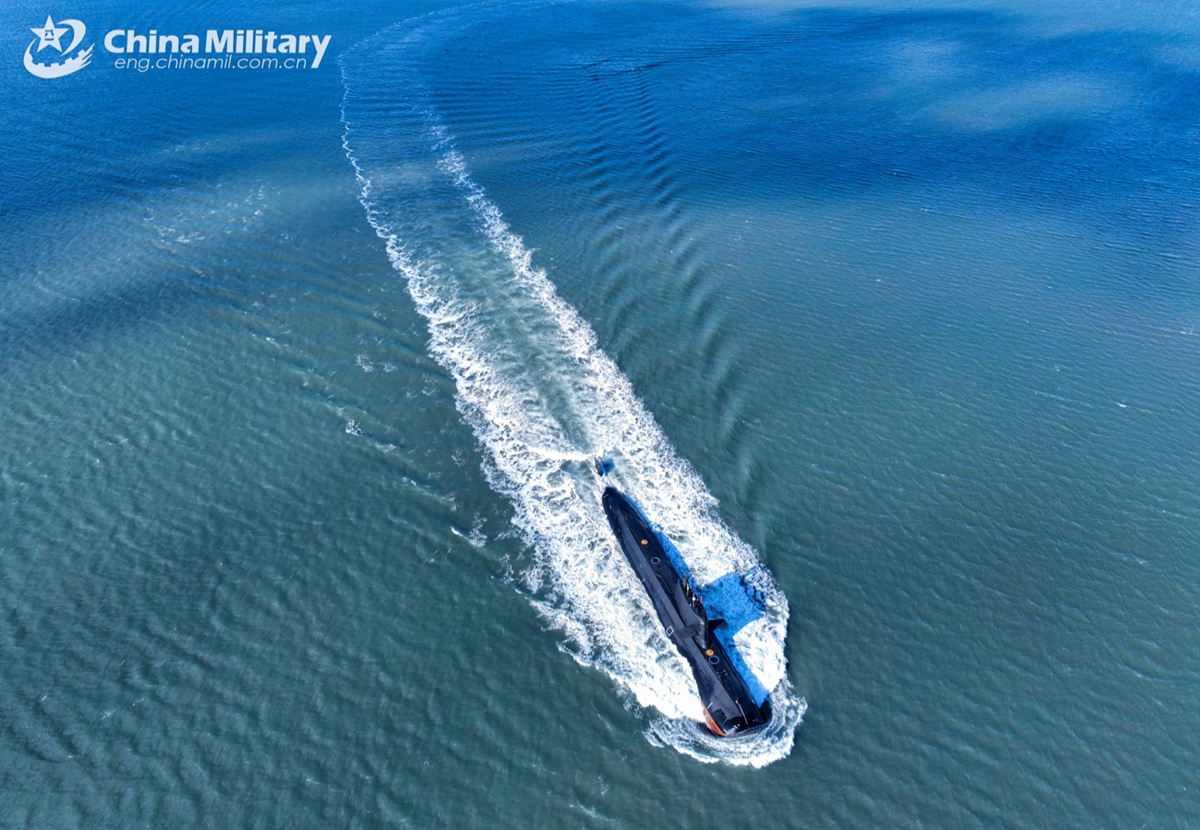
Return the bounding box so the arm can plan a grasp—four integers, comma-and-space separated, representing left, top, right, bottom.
703, 706, 726, 737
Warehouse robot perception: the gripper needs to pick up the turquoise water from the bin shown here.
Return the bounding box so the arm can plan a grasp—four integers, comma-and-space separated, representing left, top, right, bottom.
3, 0, 1200, 826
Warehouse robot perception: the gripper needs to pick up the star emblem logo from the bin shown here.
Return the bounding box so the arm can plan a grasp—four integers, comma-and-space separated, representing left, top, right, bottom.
31, 15, 68, 52
23, 15, 92, 79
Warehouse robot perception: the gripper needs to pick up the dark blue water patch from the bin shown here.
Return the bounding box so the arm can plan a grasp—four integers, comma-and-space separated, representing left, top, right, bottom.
642, 9, 1200, 184
700, 571, 765, 639
425, 3, 1200, 300
656, 9, 1200, 284
0, 0, 466, 249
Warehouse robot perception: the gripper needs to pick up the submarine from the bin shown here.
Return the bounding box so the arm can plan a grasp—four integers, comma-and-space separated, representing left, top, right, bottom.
597, 460, 772, 736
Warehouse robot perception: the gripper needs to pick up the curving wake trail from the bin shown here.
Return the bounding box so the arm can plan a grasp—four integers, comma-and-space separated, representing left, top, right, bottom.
340, 9, 804, 766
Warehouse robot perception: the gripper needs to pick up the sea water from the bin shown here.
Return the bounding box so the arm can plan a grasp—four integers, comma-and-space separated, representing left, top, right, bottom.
2, 0, 1199, 826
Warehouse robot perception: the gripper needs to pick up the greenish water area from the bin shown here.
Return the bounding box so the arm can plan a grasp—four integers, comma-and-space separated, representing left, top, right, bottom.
3, 0, 1200, 826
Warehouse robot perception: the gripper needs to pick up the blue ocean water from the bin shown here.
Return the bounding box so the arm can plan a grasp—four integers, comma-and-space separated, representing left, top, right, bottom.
3, 0, 1200, 826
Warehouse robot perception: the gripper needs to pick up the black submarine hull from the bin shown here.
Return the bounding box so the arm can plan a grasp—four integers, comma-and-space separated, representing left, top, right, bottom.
601, 486, 771, 736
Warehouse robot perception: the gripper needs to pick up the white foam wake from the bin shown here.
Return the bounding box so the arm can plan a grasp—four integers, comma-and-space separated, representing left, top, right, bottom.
341, 27, 803, 766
